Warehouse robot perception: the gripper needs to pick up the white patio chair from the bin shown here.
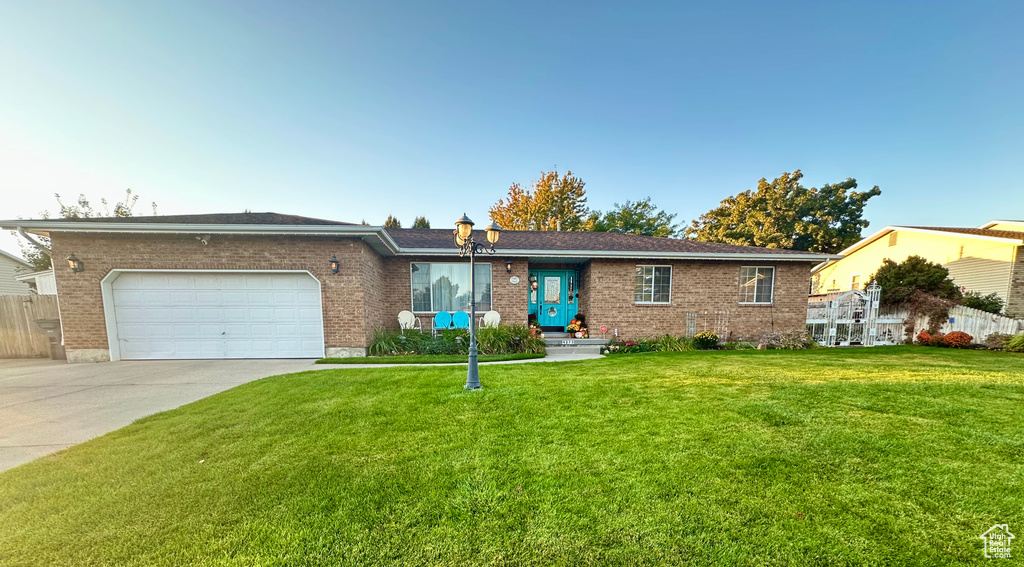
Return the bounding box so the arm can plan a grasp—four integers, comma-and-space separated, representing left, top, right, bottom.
481, 310, 501, 328
398, 310, 422, 331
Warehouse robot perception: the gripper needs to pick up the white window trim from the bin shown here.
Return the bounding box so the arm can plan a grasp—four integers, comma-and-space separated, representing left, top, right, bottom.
409, 261, 492, 313
739, 265, 775, 305
850, 273, 862, 291
634, 264, 673, 305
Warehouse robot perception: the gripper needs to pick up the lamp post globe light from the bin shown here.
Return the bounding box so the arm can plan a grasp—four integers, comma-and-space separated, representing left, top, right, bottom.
454, 214, 501, 389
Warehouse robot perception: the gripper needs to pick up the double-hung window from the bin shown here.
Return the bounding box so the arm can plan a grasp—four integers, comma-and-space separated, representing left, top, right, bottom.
411, 263, 491, 312
635, 265, 671, 304
739, 266, 774, 304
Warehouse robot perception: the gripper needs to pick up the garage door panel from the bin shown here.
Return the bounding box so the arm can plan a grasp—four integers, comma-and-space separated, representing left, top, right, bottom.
171, 308, 197, 322
197, 308, 224, 322
221, 291, 246, 305
197, 324, 223, 338
297, 291, 320, 306
112, 272, 323, 359
195, 291, 221, 305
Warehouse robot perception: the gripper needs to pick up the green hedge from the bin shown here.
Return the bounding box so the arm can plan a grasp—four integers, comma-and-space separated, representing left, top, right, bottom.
369, 324, 545, 357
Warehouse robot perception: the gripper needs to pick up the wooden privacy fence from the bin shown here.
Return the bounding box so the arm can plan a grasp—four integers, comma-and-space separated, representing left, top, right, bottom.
0, 295, 60, 358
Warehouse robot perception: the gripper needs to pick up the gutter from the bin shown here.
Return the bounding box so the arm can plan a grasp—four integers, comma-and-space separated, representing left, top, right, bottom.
17, 226, 50, 251
396, 247, 835, 262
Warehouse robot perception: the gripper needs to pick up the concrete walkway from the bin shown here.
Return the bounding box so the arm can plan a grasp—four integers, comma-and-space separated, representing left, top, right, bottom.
0, 358, 316, 472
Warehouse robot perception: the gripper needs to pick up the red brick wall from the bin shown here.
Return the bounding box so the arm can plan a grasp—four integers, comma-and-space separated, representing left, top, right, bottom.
48, 230, 815, 354
578, 259, 814, 341
49, 233, 377, 351
379, 256, 530, 330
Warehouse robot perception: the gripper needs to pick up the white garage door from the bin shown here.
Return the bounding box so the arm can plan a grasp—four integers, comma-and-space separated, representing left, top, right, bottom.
111, 272, 324, 360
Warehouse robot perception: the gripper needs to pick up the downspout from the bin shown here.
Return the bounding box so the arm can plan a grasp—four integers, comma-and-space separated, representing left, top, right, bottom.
17, 226, 50, 252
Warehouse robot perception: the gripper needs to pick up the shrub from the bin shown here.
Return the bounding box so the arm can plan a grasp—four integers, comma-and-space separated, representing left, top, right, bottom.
477, 324, 545, 354
693, 331, 719, 350
961, 291, 1004, 314
369, 328, 402, 356
1007, 334, 1024, 353
941, 331, 973, 349
985, 333, 1014, 350
759, 332, 783, 349
367, 324, 544, 357
652, 334, 695, 352
915, 331, 943, 347
721, 341, 756, 350
779, 330, 807, 350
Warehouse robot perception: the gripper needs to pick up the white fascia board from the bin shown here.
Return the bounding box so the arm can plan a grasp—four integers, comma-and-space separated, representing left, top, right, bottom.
395, 247, 833, 262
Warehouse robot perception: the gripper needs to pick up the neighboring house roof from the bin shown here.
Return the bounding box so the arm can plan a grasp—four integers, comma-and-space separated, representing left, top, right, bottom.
818, 225, 1024, 268
902, 226, 1024, 240
979, 219, 1024, 230
0, 213, 832, 262
0, 248, 32, 268
14, 268, 53, 281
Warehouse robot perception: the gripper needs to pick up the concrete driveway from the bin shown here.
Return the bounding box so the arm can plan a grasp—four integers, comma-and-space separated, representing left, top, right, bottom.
0, 358, 316, 472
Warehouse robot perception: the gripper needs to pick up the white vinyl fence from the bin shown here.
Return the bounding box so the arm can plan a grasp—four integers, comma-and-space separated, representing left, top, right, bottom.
809, 288, 1023, 346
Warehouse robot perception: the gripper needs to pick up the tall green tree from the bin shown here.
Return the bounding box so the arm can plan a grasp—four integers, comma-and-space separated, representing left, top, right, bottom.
960, 291, 1004, 314
489, 170, 589, 231
871, 255, 963, 340
383, 215, 402, 228
411, 216, 431, 229
686, 171, 881, 253
16, 189, 154, 270
871, 255, 962, 306
589, 198, 679, 237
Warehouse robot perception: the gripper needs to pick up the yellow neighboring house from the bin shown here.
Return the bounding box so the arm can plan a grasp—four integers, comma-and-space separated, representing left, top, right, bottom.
811, 220, 1024, 317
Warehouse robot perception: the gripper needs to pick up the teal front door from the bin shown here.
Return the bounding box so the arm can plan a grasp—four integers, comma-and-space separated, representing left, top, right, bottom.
530, 270, 578, 330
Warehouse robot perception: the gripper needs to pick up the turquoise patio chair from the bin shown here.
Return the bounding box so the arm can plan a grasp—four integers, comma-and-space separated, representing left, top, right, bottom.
451, 311, 471, 329
432, 311, 453, 335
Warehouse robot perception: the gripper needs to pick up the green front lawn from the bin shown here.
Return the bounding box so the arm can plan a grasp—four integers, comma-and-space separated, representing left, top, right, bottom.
316, 353, 545, 364
1, 347, 1022, 566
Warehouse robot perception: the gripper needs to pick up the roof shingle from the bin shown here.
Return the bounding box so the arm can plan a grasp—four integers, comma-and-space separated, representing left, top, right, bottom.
903, 226, 1024, 241
385, 228, 817, 255
40, 212, 352, 225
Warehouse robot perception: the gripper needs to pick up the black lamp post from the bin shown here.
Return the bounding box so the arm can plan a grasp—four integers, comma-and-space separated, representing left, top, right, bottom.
454, 213, 502, 390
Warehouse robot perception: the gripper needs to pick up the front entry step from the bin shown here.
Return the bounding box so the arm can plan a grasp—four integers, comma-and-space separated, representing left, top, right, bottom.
544, 336, 609, 356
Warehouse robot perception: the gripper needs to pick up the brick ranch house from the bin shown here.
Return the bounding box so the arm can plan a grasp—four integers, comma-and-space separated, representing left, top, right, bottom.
2, 213, 831, 363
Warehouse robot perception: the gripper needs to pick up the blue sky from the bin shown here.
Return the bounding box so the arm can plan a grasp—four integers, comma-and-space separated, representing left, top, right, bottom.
1, 0, 1022, 257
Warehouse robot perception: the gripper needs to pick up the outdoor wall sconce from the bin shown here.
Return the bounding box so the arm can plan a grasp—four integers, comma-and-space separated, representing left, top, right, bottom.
505, 259, 513, 273
329, 255, 340, 274
529, 274, 538, 291
67, 253, 84, 273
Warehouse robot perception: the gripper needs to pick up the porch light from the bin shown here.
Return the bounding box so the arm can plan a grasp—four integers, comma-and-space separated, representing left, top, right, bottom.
505, 259, 513, 273
66, 254, 84, 273
329, 255, 340, 275
484, 221, 502, 244
529, 274, 538, 291
455, 213, 474, 242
